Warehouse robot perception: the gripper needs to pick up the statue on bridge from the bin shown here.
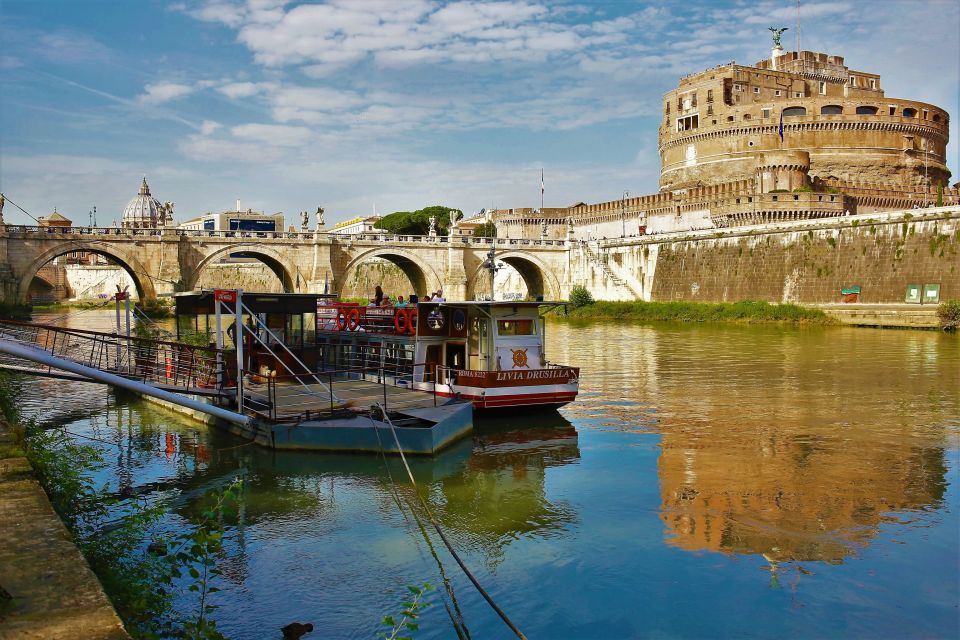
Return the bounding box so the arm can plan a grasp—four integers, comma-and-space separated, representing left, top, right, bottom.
429, 214, 437, 236
0, 192, 5, 226
300, 210, 309, 231
315, 206, 325, 230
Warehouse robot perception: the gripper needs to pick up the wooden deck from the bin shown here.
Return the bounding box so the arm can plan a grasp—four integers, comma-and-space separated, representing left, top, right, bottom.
244, 377, 437, 421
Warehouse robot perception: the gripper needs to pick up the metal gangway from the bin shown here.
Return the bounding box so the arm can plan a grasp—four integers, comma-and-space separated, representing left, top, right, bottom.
0, 318, 230, 396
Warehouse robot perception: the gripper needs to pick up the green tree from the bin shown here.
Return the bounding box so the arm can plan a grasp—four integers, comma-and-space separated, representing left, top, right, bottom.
375, 206, 460, 235
472, 221, 497, 238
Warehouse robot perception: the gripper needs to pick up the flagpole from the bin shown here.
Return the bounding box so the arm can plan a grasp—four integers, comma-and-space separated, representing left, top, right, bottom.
540, 168, 544, 211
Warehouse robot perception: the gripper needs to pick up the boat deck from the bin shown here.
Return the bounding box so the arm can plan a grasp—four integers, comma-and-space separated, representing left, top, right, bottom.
244, 377, 437, 422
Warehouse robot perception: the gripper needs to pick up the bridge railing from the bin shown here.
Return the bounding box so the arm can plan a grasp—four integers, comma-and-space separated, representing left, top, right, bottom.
0, 319, 228, 393
1, 225, 569, 247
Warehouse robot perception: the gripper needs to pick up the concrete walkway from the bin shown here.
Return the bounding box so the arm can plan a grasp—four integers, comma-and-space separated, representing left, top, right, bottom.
0, 426, 129, 639
814, 303, 941, 329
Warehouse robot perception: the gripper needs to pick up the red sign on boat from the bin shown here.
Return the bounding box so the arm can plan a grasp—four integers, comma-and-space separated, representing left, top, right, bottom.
214, 289, 237, 303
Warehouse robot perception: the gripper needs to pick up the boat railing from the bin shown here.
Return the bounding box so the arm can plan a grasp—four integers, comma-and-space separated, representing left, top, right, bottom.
242, 362, 439, 423
0, 318, 229, 393
317, 303, 418, 337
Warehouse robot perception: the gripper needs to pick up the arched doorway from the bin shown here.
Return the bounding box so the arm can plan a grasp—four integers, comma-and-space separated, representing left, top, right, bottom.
339, 249, 441, 301
467, 252, 559, 301
18, 244, 151, 303
187, 246, 296, 293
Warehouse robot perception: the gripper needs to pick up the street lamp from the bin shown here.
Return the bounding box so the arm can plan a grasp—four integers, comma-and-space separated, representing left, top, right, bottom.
621, 190, 629, 237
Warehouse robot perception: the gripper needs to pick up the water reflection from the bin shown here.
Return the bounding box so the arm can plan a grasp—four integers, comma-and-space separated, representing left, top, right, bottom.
550, 321, 956, 565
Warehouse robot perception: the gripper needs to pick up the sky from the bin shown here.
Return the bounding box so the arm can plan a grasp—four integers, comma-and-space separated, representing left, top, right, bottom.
1, 0, 958, 228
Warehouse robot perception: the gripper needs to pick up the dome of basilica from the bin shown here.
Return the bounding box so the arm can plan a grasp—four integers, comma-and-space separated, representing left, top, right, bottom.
122, 177, 170, 228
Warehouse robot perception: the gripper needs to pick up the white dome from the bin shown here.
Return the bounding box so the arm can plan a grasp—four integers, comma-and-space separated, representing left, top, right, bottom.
122, 177, 162, 228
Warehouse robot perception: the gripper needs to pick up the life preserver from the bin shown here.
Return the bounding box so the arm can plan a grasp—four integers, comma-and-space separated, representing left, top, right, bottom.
406, 308, 418, 335
336, 309, 348, 331
394, 308, 408, 334
347, 308, 361, 331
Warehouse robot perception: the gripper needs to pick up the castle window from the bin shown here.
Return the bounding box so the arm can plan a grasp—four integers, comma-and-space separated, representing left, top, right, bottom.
818, 81, 827, 95
849, 75, 857, 86
782, 106, 806, 117
794, 92, 802, 98
774, 90, 782, 96
922, 109, 928, 119
902, 108, 917, 118
933, 113, 942, 122
856, 105, 879, 115
734, 83, 742, 92
727, 115, 734, 121
869, 79, 876, 89
821, 105, 843, 115
762, 108, 771, 119
753, 86, 760, 94
743, 113, 751, 120
707, 89, 713, 102
889, 105, 896, 116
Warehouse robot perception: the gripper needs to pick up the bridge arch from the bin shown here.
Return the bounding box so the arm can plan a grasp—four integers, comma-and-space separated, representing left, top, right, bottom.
17, 242, 156, 303
467, 250, 561, 301
185, 244, 296, 293
340, 247, 442, 298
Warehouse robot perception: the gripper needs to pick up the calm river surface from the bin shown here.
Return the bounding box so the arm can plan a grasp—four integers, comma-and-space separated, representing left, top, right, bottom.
21, 311, 960, 639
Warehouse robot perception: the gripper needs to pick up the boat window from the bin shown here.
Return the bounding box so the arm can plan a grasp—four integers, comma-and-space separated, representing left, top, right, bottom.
452, 309, 466, 332
427, 308, 445, 330
497, 319, 535, 336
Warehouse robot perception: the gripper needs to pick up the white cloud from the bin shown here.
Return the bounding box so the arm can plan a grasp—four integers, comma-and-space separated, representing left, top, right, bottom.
231, 122, 314, 146
200, 120, 223, 135
137, 82, 197, 105
216, 81, 273, 98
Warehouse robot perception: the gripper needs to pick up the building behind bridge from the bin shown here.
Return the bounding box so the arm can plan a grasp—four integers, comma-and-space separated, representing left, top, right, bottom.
487, 42, 958, 240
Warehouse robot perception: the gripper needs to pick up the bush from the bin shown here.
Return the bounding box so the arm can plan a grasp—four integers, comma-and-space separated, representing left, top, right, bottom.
792, 185, 814, 193
937, 300, 960, 331
568, 285, 594, 309
564, 299, 834, 324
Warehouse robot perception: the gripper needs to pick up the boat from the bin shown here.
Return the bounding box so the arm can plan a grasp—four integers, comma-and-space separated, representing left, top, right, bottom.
315, 299, 580, 409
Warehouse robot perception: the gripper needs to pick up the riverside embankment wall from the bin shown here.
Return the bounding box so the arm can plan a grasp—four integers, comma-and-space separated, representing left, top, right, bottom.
581, 207, 959, 305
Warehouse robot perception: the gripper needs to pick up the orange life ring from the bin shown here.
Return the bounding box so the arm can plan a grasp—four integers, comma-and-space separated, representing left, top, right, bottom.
348, 308, 361, 331
394, 308, 408, 334
336, 309, 348, 331
406, 308, 418, 335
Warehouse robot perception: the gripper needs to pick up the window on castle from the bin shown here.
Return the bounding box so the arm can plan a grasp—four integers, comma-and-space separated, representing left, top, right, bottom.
922, 109, 928, 119
753, 86, 760, 94
849, 75, 857, 86
782, 106, 807, 117
821, 105, 843, 115
856, 106, 878, 115
743, 113, 752, 120
889, 105, 896, 116
794, 92, 802, 98
902, 108, 917, 118
819, 81, 827, 95
869, 79, 876, 89
762, 108, 771, 119
774, 89, 782, 96
933, 114, 942, 122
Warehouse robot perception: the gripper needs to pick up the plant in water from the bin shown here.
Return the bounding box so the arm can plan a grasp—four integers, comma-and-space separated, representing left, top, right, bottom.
379, 583, 434, 640
568, 285, 594, 309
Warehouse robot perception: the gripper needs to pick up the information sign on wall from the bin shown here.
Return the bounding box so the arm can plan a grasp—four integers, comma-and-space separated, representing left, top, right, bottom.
904, 284, 922, 304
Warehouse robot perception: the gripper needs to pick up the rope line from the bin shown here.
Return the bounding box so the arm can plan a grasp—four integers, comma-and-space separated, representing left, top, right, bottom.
376, 403, 527, 640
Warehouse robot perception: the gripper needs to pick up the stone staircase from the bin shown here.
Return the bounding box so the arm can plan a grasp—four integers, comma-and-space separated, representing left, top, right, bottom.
582, 244, 642, 300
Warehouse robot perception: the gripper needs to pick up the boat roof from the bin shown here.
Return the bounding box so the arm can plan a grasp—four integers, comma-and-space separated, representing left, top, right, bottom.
172, 290, 325, 315
428, 301, 565, 307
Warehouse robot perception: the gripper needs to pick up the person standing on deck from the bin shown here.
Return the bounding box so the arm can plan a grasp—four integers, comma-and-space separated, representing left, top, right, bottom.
395, 295, 408, 309
373, 285, 384, 306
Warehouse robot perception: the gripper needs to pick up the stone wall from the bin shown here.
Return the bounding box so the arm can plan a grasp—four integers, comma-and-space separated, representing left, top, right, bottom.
587, 208, 959, 305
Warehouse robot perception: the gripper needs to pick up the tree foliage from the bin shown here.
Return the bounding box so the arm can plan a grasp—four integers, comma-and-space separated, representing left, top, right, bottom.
375, 206, 459, 236
472, 221, 498, 238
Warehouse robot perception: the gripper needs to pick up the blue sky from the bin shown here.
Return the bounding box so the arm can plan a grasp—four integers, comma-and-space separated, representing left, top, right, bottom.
1, 0, 958, 227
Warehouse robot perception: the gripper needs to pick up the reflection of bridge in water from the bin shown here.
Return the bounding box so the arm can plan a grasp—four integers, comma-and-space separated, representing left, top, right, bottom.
0, 225, 570, 303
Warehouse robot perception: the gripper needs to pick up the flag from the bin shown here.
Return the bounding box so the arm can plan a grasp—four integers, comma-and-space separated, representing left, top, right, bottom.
778, 110, 784, 143
541, 168, 545, 195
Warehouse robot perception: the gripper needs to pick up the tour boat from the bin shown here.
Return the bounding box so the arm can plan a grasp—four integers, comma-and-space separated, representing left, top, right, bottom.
316, 300, 580, 409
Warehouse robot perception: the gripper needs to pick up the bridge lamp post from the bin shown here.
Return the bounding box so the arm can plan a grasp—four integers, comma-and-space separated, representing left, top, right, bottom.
621, 190, 629, 238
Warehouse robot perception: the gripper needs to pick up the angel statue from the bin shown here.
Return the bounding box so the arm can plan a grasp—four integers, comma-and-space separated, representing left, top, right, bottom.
315, 206, 325, 228
768, 27, 788, 49
300, 210, 309, 231
0, 192, 5, 225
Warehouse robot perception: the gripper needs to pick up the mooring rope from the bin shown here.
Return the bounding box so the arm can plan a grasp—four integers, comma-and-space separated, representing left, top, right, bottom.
374, 403, 527, 640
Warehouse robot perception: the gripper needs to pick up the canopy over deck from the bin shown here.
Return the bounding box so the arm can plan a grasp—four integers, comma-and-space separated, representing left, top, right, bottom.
172, 291, 336, 316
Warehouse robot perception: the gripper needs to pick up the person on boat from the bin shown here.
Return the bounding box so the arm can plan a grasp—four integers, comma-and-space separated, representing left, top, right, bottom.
372, 285, 384, 306
379, 295, 393, 308
432, 290, 445, 302
422, 294, 432, 302
395, 295, 408, 309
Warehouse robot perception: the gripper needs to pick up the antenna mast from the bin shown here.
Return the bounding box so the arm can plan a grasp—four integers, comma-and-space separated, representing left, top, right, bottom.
796, 0, 801, 53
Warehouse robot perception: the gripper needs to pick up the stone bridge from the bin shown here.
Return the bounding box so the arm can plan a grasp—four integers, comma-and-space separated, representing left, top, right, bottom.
0, 226, 572, 303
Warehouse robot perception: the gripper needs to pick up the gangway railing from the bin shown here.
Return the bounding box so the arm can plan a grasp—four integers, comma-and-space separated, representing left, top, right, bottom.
0, 319, 228, 393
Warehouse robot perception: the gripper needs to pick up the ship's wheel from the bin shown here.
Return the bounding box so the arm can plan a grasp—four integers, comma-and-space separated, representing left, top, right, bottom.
511, 348, 529, 368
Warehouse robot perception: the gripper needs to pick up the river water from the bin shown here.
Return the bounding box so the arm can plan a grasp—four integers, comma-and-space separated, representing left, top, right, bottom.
19, 311, 960, 639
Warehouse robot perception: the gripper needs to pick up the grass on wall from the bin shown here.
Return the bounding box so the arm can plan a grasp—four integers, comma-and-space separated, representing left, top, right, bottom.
564, 299, 835, 324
